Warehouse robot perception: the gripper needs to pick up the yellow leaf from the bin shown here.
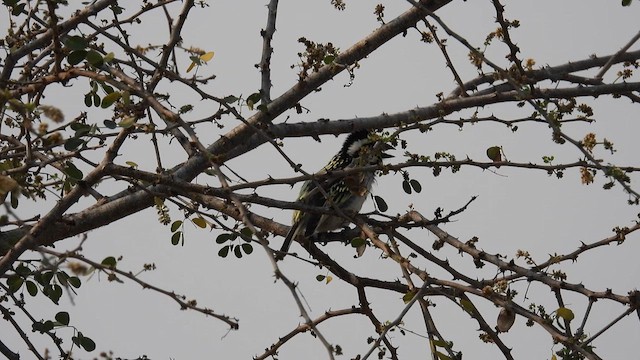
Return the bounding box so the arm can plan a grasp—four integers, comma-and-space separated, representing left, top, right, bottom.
200, 51, 214, 62
325, 275, 333, 284
556, 307, 574, 321
186, 61, 196, 73
192, 217, 207, 229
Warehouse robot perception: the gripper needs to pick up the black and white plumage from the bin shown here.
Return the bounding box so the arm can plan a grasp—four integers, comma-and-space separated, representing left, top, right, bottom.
277, 130, 392, 259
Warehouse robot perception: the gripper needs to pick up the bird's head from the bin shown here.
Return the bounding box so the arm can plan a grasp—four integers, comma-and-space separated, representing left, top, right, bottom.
342, 130, 394, 164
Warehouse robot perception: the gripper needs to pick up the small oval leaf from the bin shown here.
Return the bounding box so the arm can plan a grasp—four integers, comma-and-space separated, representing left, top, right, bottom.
402, 180, 412, 194
171, 231, 182, 245
100, 91, 121, 108
192, 217, 207, 228
374, 195, 388, 212
80, 336, 96, 352
7, 275, 23, 293
67, 50, 87, 65
218, 245, 230, 258
486, 146, 502, 162
350, 237, 366, 248
64, 36, 88, 51
234, 245, 243, 258
103, 119, 117, 129
241, 243, 253, 255
171, 221, 183, 232
101, 256, 117, 267
410, 179, 422, 193
55, 311, 70, 326
64, 137, 84, 151
25, 280, 38, 296
85, 50, 104, 67
556, 307, 575, 322
118, 116, 137, 128
200, 51, 214, 62
216, 233, 232, 244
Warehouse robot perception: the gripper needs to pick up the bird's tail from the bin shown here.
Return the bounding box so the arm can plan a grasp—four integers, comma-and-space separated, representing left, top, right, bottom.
275, 221, 300, 261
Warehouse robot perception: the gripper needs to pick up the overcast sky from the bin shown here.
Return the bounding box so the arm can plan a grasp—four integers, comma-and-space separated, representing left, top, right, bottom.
2, 1, 639, 359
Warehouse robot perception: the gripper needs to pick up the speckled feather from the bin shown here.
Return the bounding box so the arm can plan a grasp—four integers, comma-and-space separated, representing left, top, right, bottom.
278, 130, 386, 258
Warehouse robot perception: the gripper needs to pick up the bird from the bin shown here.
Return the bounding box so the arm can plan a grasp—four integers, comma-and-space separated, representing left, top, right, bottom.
277, 130, 392, 260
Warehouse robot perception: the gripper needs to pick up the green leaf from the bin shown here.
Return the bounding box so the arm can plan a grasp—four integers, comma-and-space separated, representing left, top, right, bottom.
64, 36, 89, 51
15, 264, 30, 276
25, 280, 38, 296
486, 146, 502, 162
350, 237, 366, 248
316, 275, 326, 282
218, 245, 230, 258
246, 92, 261, 110
435, 351, 452, 360
7, 275, 23, 293
84, 93, 93, 107
402, 289, 417, 304
460, 298, 476, 314
171, 231, 183, 245
85, 50, 104, 67
32, 321, 46, 333
56, 271, 69, 286
402, 180, 412, 194
117, 116, 137, 128
73, 333, 97, 352
556, 307, 575, 322
103, 52, 115, 63
241, 243, 253, 255
55, 311, 70, 326
64, 137, 84, 151
171, 220, 183, 232
323, 54, 336, 64
34, 320, 54, 333
234, 245, 243, 258
68, 276, 81, 288
622, 0, 632, 5
101, 256, 117, 267
46, 284, 63, 304
374, 195, 388, 212
67, 50, 87, 65
63, 161, 83, 180
80, 336, 96, 352
222, 95, 238, 103
35, 271, 54, 286
216, 233, 233, 244
70, 122, 92, 136
100, 83, 114, 94
10, 191, 18, 208
409, 179, 422, 193
100, 91, 121, 108
431, 339, 450, 348
103, 119, 117, 129
92, 93, 100, 107
246, 92, 261, 104
240, 227, 253, 239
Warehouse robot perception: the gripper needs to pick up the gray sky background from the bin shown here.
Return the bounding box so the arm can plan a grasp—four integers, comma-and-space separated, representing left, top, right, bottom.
1, 1, 639, 359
